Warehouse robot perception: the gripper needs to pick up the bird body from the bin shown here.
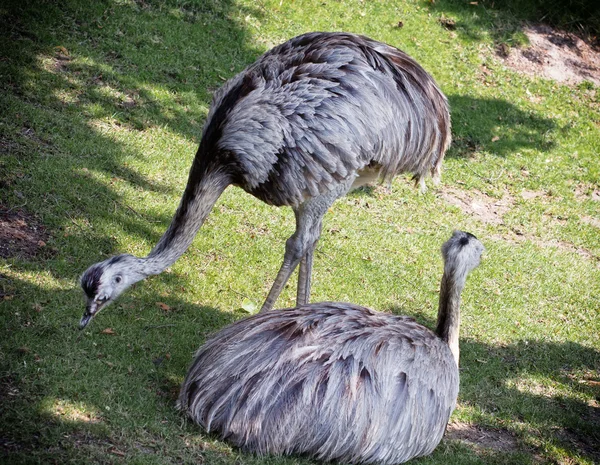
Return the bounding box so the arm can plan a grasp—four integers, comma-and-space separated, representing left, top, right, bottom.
179, 231, 484, 464
79, 32, 451, 328
210, 32, 450, 206
180, 303, 458, 464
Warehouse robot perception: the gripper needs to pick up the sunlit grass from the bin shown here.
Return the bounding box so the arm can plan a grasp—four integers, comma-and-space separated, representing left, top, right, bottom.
1, 0, 598, 464
41, 398, 103, 425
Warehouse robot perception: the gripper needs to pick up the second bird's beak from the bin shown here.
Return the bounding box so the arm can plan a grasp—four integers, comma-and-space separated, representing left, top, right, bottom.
79, 299, 99, 330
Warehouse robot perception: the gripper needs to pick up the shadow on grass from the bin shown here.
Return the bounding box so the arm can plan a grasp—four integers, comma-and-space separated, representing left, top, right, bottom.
0, 1, 593, 463
3, 288, 597, 464
0, 1, 272, 463
0, 274, 248, 464
426, 0, 600, 44
390, 306, 600, 463
447, 94, 556, 159
2, 252, 598, 465
1, 0, 265, 261
1, 0, 559, 262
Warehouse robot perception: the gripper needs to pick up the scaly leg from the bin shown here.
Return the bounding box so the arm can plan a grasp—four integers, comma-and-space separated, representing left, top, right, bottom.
296, 246, 314, 306
260, 228, 307, 313
260, 179, 355, 313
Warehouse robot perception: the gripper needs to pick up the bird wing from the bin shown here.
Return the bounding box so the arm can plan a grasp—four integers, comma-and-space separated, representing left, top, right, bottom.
202, 32, 450, 207
179, 302, 459, 463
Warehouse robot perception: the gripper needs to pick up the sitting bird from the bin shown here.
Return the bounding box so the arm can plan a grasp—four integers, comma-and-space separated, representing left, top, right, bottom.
178, 230, 484, 464
79, 32, 451, 329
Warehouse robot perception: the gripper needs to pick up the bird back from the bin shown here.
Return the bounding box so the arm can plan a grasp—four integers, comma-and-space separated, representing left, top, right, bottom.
200, 32, 451, 207
179, 302, 459, 464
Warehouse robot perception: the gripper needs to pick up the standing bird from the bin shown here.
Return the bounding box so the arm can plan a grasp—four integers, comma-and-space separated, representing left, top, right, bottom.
79, 32, 451, 329
178, 231, 484, 464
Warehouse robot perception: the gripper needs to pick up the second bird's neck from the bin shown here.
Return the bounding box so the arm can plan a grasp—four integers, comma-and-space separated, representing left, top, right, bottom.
435, 272, 464, 366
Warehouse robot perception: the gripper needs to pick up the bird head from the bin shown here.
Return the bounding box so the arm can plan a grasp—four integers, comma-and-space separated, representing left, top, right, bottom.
441, 231, 485, 280
79, 254, 141, 329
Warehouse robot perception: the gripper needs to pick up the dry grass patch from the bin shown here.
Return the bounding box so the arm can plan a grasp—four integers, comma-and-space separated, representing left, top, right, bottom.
499, 24, 600, 86
441, 187, 514, 225
446, 421, 520, 452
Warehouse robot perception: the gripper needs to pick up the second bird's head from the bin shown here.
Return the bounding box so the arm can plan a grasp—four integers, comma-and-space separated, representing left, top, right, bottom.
79, 254, 142, 329
441, 230, 485, 280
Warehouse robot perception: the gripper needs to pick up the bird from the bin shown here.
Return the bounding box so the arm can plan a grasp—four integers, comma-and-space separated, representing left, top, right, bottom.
78, 31, 451, 329
178, 231, 484, 464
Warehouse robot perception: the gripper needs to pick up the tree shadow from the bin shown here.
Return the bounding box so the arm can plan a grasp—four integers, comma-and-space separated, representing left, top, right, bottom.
0, 1, 595, 463
2, 0, 264, 140
389, 306, 600, 463
426, 0, 600, 44
1, 0, 560, 277
0, 273, 251, 464
1, 0, 266, 263
0, 1, 279, 462
446, 94, 556, 159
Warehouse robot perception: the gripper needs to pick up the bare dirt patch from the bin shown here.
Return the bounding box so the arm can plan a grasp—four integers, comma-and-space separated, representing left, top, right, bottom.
520, 190, 547, 200
581, 216, 600, 229
574, 183, 600, 202
446, 421, 519, 452
441, 187, 513, 225
0, 206, 50, 260
543, 241, 595, 260
441, 188, 599, 264
500, 24, 600, 86
555, 426, 600, 463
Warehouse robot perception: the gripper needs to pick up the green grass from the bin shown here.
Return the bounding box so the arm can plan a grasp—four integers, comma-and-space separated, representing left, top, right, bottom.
1, 0, 599, 464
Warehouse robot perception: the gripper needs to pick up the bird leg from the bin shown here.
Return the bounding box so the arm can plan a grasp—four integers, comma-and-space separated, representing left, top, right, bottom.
260, 179, 354, 313
260, 231, 307, 313
296, 246, 314, 306
296, 212, 324, 305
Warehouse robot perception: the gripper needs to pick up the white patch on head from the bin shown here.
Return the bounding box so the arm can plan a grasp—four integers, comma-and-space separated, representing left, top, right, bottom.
81, 254, 144, 305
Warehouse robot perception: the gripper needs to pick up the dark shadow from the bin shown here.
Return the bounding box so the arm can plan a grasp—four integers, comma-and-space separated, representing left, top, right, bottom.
0, 274, 248, 464
0, 0, 279, 463
389, 306, 600, 463
1, 274, 321, 464
0, 1, 595, 463
0, 0, 265, 262
348, 185, 377, 198
426, 0, 600, 44
446, 94, 556, 159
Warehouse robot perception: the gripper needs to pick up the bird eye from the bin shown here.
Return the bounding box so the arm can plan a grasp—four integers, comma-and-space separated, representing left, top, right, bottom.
115, 276, 122, 284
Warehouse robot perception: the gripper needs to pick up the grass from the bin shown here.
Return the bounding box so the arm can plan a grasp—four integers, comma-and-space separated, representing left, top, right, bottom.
1, 0, 599, 463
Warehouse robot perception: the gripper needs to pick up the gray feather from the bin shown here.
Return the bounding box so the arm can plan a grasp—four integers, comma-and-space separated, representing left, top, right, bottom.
213, 32, 451, 206
180, 304, 457, 464
179, 232, 484, 464
79, 31, 452, 326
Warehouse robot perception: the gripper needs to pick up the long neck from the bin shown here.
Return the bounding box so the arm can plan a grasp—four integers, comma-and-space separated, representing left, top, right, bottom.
142, 154, 231, 276
435, 270, 466, 366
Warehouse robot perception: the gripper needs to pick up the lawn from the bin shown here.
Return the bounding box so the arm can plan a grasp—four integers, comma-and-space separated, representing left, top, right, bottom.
1, 0, 599, 464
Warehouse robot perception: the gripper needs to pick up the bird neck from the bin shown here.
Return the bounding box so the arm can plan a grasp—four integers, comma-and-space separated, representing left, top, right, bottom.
435, 271, 465, 366
143, 157, 232, 276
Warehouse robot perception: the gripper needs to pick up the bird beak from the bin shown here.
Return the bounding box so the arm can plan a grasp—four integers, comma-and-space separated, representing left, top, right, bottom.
79, 299, 99, 330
